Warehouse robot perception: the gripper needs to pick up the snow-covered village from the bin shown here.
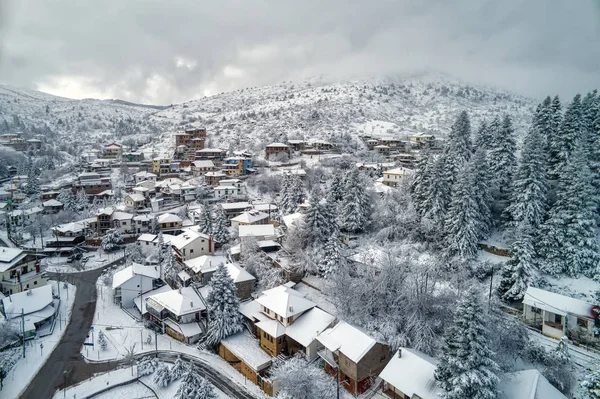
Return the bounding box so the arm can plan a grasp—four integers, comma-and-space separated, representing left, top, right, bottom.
0, 2, 599, 399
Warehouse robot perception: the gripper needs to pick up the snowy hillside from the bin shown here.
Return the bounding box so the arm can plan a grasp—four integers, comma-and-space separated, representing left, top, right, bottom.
0, 74, 537, 155
150, 74, 537, 154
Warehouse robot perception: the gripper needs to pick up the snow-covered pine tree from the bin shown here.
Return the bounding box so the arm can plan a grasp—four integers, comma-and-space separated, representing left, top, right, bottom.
197, 205, 212, 235
544, 336, 573, 393
532, 96, 553, 155
411, 150, 433, 216
25, 173, 40, 196
444, 111, 472, 186
341, 168, 371, 233
552, 94, 583, 178
304, 188, 337, 244
588, 95, 600, 213
471, 148, 493, 239
152, 363, 172, 388
579, 363, 600, 399
175, 364, 217, 399
75, 190, 89, 212
498, 224, 535, 302
329, 170, 345, 202
202, 263, 244, 349
170, 355, 186, 380
101, 228, 123, 252
156, 232, 167, 265
505, 125, 548, 231
163, 246, 180, 287
489, 114, 517, 211
98, 330, 108, 351
421, 155, 451, 231
547, 95, 564, 180
57, 189, 77, 213
435, 288, 500, 399
539, 140, 599, 277
473, 120, 491, 150
486, 116, 502, 151
319, 230, 344, 278
269, 355, 337, 399
278, 174, 294, 214
138, 357, 158, 376
211, 208, 230, 244
443, 162, 480, 260
290, 174, 305, 207
149, 215, 159, 234
581, 90, 598, 144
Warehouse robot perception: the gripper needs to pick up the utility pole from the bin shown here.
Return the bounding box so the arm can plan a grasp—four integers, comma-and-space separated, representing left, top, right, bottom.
57, 270, 61, 300
154, 329, 158, 357
488, 266, 494, 310
21, 309, 25, 358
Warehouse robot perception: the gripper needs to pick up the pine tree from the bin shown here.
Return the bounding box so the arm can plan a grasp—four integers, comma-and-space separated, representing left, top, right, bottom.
411, 150, 433, 215
25, 174, 40, 196
101, 228, 123, 252
588, 95, 600, 213
579, 363, 600, 399
57, 189, 77, 213
98, 330, 108, 351
319, 230, 344, 278
329, 170, 345, 202
443, 162, 480, 260
489, 114, 517, 209
211, 208, 230, 244
305, 188, 337, 243
137, 357, 158, 377
421, 155, 451, 229
170, 356, 187, 380
152, 363, 172, 388
341, 168, 371, 233
445, 111, 472, 186
547, 95, 564, 180
471, 148, 493, 239
289, 174, 305, 207
539, 142, 599, 277
278, 174, 294, 214
149, 215, 159, 234
473, 120, 491, 150
163, 246, 180, 286
487, 116, 502, 151
197, 205, 212, 235
175, 364, 217, 399
552, 94, 583, 178
435, 288, 500, 399
202, 263, 244, 349
498, 225, 535, 302
505, 126, 549, 231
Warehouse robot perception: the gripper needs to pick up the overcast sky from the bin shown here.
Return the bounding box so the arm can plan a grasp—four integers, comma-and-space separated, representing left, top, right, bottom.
0, 1, 598, 105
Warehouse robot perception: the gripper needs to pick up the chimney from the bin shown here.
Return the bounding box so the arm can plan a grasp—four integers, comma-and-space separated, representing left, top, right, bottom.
398, 349, 402, 358
289, 306, 293, 313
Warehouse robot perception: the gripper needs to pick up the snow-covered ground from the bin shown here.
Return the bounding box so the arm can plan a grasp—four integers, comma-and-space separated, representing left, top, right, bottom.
44, 249, 126, 273
53, 367, 139, 399
0, 281, 76, 399
91, 381, 156, 399
84, 277, 267, 398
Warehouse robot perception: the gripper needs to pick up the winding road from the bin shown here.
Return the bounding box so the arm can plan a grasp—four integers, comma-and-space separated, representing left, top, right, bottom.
20, 267, 256, 399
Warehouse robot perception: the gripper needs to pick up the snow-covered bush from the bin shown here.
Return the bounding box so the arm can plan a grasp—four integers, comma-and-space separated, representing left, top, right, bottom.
138, 357, 158, 377
97, 330, 108, 351
269, 355, 336, 399
101, 228, 123, 252
175, 364, 217, 399
170, 356, 187, 380
152, 363, 172, 388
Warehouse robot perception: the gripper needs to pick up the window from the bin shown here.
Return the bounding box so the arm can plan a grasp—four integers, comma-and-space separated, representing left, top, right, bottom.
345, 358, 350, 367
578, 318, 588, 328
380, 354, 386, 362
34, 281, 38, 285
190, 249, 194, 254
554, 314, 562, 324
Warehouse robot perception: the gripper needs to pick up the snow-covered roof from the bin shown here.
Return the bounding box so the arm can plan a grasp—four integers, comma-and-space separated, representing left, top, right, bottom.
205, 171, 226, 177
282, 213, 304, 228
42, 199, 63, 207
221, 201, 251, 210
238, 224, 275, 238
266, 143, 289, 148
170, 229, 209, 250
132, 186, 150, 192
2, 284, 53, 318
0, 248, 27, 272
256, 319, 286, 338
133, 214, 152, 222
126, 193, 145, 202
163, 319, 203, 338
137, 233, 157, 243
500, 369, 567, 399
133, 285, 172, 315
184, 255, 228, 274
384, 167, 414, 176
523, 286, 594, 319
113, 211, 134, 220
112, 263, 160, 289
257, 240, 281, 249
221, 332, 273, 371
225, 263, 255, 283
231, 211, 269, 224
317, 321, 380, 363
158, 213, 183, 224
214, 185, 239, 191
192, 160, 214, 168
197, 148, 224, 153
146, 286, 205, 316
239, 300, 270, 323
252, 203, 278, 212
379, 349, 441, 399
255, 286, 315, 318
285, 307, 335, 347
178, 270, 192, 282
134, 171, 156, 178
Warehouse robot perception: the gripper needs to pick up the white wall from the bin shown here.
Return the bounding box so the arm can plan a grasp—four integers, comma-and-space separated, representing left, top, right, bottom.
120, 275, 154, 308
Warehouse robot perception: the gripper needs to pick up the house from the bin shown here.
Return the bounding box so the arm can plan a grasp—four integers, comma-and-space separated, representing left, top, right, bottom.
231, 211, 269, 229
136, 233, 175, 256
317, 321, 391, 396
500, 369, 567, 399
195, 148, 226, 162
408, 134, 435, 148
374, 145, 390, 156
74, 172, 112, 195
132, 214, 152, 234
112, 263, 161, 308
112, 211, 134, 234
103, 143, 122, 158
157, 213, 183, 233
221, 263, 255, 300
223, 157, 253, 176
42, 199, 64, 214
0, 248, 46, 295
220, 332, 274, 389
287, 139, 306, 151
145, 286, 206, 344
152, 157, 171, 174
122, 151, 144, 163
184, 255, 229, 283
221, 202, 252, 218
239, 224, 277, 242
265, 143, 291, 160
191, 160, 215, 176
379, 348, 442, 399
205, 171, 227, 186
522, 286, 598, 341
214, 179, 246, 200
170, 228, 214, 262
252, 203, 278, 215
382, 167, 414, 188
94, 207, 134, 235
124, 193, 146, 210
134, 171, 157, 184
395, 153, 418, 167
281, 213, 304, 230
309, 140, 334, 150
0, 284, 56, 339
378, 137, 402, 148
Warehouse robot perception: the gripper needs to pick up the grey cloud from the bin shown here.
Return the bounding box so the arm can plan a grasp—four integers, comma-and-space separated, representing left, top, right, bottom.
0, 0, 598, 104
